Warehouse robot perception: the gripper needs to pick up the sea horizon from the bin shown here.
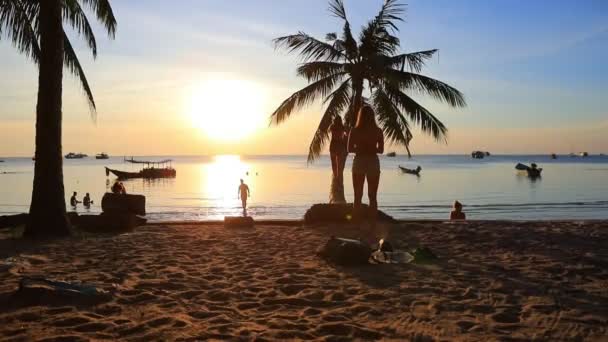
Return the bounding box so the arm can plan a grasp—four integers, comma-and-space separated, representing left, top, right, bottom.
2, 154, 607, 221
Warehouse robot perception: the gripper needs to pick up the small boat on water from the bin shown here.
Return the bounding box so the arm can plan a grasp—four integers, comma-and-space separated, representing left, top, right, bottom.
105, 158, 176, 179
95, 152, 109, 160
579, 152, 589, 157
471, 151, 489, 159
515, 163, 542, 177
386, 152, 397, 157
65, 152, 87, 159
399, 165, 421, 175
551, 153, 557, 159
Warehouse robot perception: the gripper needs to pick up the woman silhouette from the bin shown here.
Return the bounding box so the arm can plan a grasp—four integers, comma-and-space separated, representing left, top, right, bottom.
329, 116, 348, 180
347, 105, 384, 227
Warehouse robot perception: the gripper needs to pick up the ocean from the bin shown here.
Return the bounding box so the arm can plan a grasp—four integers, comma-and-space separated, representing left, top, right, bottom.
1, 154, 607, 221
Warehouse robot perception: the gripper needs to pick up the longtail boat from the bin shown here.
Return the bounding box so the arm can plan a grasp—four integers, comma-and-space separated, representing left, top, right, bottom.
105, 158, 176, 179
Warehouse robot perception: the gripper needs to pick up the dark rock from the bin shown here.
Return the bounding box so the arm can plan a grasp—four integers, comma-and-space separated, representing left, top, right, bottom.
1, 213, 82, 230
67, 211, 79, 224
76, 213, 147, 233
101, 193, 146, 215
0, 213, 29, 228
224, 216, 254, 228
304, 203, 396, 224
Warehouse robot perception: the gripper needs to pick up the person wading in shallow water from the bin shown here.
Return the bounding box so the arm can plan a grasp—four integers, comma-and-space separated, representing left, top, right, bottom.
70, 192, 81, 207
348, 105, 384, 235
238, 179, 250, 214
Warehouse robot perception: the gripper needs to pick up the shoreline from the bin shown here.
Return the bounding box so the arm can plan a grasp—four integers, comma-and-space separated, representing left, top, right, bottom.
148, 218, 608, 225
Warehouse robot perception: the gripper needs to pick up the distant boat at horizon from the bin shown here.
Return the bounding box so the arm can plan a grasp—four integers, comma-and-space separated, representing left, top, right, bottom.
95, 152, 109, 160
386, 152, 397, 157
65, 152, 87, 159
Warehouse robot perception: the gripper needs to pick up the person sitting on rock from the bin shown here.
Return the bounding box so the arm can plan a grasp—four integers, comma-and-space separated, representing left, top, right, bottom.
450, 200, 466, 220
111, 181, 127, 195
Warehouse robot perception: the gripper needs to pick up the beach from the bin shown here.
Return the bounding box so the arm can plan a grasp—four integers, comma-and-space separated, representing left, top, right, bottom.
1, 220, 607, 341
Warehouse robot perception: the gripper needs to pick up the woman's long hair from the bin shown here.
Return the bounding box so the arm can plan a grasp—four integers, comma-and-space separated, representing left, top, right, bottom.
355, 105, 378, 130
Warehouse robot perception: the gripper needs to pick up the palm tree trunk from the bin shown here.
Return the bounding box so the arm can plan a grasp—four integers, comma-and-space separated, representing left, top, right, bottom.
329, 171, 346, 204
24, 0, 70, 238
350, 77, 364, 127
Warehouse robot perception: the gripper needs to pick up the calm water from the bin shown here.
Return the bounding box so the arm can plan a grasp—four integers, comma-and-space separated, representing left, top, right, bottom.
1, 155, 608, 221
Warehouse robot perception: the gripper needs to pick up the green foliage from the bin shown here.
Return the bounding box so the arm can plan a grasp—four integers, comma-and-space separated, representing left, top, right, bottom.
0, 0, 116, 119
271, 0, 466, 161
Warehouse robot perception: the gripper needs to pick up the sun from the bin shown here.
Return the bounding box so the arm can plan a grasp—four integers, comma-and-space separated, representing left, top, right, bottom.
188, 78, 267, 141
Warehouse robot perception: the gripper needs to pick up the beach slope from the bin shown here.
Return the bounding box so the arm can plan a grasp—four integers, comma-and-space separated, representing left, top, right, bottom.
1, 221, 607, 340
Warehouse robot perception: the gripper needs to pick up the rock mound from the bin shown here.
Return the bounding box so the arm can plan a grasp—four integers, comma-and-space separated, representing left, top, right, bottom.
304, 203, 396, 224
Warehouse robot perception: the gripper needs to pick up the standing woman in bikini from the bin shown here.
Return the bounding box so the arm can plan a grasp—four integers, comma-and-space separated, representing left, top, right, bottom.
348, 105, 384, 228
329, 116, 348, 180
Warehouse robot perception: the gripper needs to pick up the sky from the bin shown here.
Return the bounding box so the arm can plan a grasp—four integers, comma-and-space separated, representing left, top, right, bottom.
1, 0, 607, 157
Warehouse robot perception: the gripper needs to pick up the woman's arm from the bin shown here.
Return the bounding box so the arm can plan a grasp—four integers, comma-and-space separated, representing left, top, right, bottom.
347, 129, 356, 153
376, 129, 385, 154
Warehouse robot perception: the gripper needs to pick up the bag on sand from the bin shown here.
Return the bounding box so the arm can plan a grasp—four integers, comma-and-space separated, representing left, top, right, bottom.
317, 236, 372, 266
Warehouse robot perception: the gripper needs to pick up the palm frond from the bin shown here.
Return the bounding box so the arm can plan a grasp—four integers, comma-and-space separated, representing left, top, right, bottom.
270, 72, 347, 125
373, 86, 413, 157
297, 61, 345, 82
327, 0, 357, 59
325, 32, 337, 42
274, 32, 345, 62
386, 69, 466, 108
341, 22, 358, 60
0, 0, 40, 63
328, 0, 347, 20
63, 0, 98, 57
388, 49, 437, 73
78, 0, 117, 38
383, 82, 448, 143
308, 78, 351, 162
375, 0, 406, 32
64, 30, 97, 118
359, 0, 405, 57
359, 23, 400, 57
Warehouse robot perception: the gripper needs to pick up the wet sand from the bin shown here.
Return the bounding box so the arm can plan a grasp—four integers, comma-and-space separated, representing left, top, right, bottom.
1, 220, 607, 341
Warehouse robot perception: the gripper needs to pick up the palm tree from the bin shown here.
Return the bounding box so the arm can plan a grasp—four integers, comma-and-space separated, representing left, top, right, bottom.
0, 0, 116, 237
270, 0, 466, 200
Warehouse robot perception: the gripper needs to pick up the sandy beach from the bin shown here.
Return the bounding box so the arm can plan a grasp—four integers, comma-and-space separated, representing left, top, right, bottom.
1, 220, 607, 341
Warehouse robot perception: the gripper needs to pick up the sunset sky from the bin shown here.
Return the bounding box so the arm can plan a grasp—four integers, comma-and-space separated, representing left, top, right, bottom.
1, 0, 607, 157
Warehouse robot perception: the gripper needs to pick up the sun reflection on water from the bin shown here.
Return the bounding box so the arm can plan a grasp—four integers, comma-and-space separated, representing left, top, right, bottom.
203, 155, 251, 213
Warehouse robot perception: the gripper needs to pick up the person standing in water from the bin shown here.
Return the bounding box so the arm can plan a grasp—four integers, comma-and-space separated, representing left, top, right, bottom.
329, 116, 348, 180
237, 179, 250, 213
83, 193, 92, 208
70, 192, 81, 207
348, 105, 384, 229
